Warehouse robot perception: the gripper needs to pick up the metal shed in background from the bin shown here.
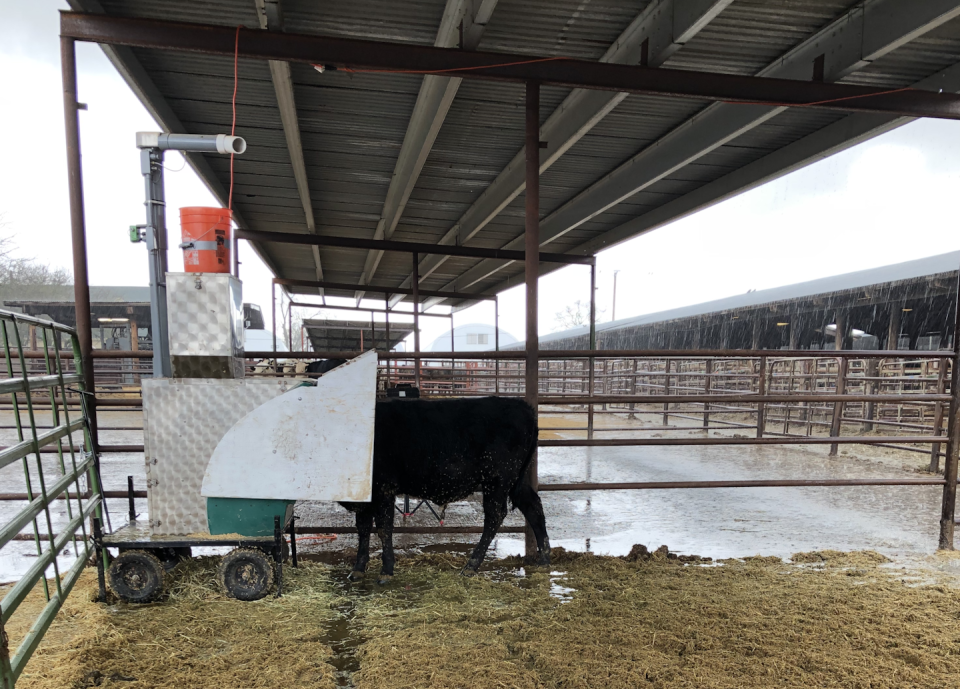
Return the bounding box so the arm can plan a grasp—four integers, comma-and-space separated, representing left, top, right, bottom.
525, 251, 960, 352
302, 318, 413, 352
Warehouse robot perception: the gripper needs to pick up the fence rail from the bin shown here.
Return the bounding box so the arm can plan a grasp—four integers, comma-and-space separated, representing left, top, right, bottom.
0, 310, 103, 687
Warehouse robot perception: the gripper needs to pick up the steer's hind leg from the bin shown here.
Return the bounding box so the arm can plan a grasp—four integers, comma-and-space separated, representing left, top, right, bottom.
374, 494, 396, 584
513, 482, 551, 566
464, 491, 508, 575
349, 504, 375, 581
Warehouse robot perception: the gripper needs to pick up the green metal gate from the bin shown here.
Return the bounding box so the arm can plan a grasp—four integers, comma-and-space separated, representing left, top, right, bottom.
0, 310, 104, 687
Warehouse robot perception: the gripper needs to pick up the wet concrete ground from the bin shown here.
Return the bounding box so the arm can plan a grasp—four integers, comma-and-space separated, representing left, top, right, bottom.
0, 408, 954, 582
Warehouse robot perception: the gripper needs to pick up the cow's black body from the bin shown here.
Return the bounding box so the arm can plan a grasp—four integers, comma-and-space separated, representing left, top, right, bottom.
341, 397, 549, 581
305, 358, 347, 376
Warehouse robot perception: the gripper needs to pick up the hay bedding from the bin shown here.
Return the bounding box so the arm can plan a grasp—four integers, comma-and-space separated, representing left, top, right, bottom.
7, 548, 960, 688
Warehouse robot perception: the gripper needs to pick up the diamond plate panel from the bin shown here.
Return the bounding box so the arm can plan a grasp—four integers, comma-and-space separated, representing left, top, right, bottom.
167, 272, 243, 357
143, 377, 300, 535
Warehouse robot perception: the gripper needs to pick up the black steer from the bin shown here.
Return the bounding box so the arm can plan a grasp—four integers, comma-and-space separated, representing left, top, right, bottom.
305, 358, 347, 376
341, 396, 549, 583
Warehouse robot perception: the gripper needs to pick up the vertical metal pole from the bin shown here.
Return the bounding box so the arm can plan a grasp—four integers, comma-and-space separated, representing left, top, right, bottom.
287, 301, 293, 351
494, 296, 500, 395
829, 356, 848, 456
930, 359, 948, 472
61, 36, 98, 450
233, 235, 240, 277
524, 81, 540, 561
588, 263, 596, 439
142, 146, 171, 378
384, 294, 391, 384
371, 310, 376, 351
127, 475, 136, 522
834, 311, 846, 351
703, 358, 712, 428
449, 312, 455, 391
271, 281, 277, 358
938, 265, 960, 549
411, 253, 421, 389
756, 356, 767, 438
888, 307, 901, 350
662, 360, 671, 427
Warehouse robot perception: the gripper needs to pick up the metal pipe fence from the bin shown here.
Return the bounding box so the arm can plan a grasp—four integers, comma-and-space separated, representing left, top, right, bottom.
0, 310, 103, 687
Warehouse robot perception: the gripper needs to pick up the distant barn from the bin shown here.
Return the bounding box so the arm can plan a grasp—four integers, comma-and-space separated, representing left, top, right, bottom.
516, 252, 959, 352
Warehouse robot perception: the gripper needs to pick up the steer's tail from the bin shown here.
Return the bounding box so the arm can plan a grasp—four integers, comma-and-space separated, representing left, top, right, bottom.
509, 414, 539, 506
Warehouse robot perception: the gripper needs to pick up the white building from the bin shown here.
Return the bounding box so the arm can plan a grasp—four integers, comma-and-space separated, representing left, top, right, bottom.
428, 323, 517, 352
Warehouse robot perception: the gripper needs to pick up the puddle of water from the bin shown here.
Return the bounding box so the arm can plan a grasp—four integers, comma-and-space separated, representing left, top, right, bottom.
548, 570, 575, 603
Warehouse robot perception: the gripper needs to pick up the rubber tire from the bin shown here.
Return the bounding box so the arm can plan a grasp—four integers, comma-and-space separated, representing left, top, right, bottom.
107, 550, 165, 604
218, 548, 275, 601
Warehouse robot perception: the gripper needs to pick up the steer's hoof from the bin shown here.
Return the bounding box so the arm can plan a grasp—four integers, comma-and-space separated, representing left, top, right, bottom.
347, 570, 365, 582
460, 565, 478, 577
537, 552, 551, 567
376, 574, 393, 585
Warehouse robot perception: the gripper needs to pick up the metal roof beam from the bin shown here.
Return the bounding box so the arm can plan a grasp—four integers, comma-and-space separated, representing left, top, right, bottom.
254, 0, 324, 293
392, 0, 731, 304
356, 0, 499, 300
438, 0, 960, 297
236, 228, 593, 264
60, 11, 960, 118
274, 278, 494, 303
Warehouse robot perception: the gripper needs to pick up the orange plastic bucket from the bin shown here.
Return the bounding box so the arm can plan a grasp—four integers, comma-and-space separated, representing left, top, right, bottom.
179, 207, 232, 273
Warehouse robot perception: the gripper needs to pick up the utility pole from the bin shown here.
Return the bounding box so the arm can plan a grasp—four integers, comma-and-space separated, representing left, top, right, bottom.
612, 270, 620, 321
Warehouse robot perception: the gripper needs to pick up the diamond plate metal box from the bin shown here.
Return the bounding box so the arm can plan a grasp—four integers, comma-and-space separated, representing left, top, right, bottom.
143, 377, 301, 535
167, 273, 243, 378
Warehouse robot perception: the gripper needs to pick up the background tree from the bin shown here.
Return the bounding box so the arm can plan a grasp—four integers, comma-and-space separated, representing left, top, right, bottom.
553, 300, 604, 332
0, 217, 71, 286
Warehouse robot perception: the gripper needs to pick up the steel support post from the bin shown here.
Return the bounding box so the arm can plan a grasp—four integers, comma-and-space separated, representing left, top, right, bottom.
61, 36, 98, 450
494, 296, 500, 395
834, 311, 846, 351
930, 359, 949, 472
755, 356, 767, 438
411, 253, 421, 388
888, 307, 902, 350
384, 294, 391, 384
703, 358, 713, 428
524, 81, 540, 561
938, 263, 960, 549
287, 300, 293, 351
271, 281, 277, 358
587, 263, 596, 439
829, 357, 849, 456
141, 147, 171, 378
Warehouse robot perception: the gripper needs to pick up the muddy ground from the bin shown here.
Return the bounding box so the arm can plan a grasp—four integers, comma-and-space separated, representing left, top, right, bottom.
9, 547, 960, 689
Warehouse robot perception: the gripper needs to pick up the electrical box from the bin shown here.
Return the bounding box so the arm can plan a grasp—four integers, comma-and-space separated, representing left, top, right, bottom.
167, 272, 244, 378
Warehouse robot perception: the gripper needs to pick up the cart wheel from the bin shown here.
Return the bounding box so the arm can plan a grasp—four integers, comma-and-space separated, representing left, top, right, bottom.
218, 548, 275, 601
108, 550, 165, 603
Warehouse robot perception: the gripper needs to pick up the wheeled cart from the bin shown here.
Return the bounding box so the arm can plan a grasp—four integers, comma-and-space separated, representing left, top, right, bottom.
96, 509, 298, 603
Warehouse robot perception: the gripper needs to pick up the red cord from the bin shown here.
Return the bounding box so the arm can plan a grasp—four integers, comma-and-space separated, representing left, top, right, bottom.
228, 25, 239, 211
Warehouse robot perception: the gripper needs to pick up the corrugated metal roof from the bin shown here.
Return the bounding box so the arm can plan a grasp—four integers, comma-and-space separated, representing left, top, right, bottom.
0, 286, 150, 304
303, 318, 413, 351
75, 0, 960, 305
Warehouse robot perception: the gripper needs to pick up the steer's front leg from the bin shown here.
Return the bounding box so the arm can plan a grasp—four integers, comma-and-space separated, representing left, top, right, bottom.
374, 494, 396, 584
349, 504, 374, 581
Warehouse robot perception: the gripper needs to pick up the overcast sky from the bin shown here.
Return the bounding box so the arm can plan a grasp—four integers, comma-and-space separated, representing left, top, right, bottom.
5, 2, 960, 349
